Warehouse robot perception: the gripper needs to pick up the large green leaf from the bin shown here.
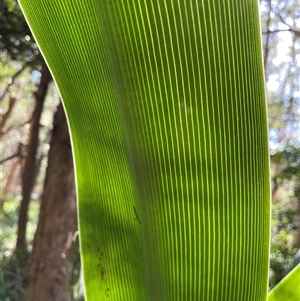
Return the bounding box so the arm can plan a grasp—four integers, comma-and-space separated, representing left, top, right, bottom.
19, 0, 271, 300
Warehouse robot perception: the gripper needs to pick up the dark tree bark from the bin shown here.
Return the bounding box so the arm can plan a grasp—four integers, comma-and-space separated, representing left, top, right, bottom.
0, 95, 17, 139
16, 63, 52, 252
25, 102, 77, 301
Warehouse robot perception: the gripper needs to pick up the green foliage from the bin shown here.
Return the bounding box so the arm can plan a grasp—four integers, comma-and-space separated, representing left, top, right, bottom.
0, 0, 40, 62
269, 145, 300, 288
0, 197, 36, 301
0, 265, 25, 301
271, 146, 300, 181
268, 264, 300, 301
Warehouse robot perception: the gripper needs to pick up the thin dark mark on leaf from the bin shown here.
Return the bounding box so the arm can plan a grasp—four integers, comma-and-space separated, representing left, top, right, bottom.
97, 246, 110, 297
100, 266, 106, 282
98, 247, 103, 263
133, 206, 141, 224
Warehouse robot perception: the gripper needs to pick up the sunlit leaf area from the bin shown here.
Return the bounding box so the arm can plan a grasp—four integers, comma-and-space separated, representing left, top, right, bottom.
1, 0, 299, 300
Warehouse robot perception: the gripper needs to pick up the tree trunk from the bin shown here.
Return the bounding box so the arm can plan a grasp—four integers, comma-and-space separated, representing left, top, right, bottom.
0, 156, 21, 209
25, 102, 77, 301
16, 63, 52, 252
0, 95, 17, 139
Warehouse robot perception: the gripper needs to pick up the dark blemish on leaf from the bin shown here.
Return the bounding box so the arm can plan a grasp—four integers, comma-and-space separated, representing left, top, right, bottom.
100, 266, 106, 282
133, 206, 141, 224
98, 247, 103, 258
97, 247, 110, 297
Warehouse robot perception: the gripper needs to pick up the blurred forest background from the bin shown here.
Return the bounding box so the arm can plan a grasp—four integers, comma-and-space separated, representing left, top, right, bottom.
0, 0, 299, 300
